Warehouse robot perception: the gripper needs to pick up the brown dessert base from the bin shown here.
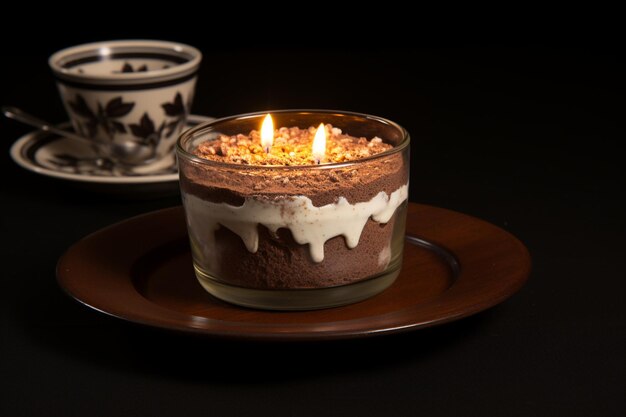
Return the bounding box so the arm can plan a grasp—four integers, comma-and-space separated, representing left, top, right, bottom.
209, 217, 398, 289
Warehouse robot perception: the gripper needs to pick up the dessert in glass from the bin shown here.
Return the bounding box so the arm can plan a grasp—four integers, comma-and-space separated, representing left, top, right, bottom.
176, 110, 410, 310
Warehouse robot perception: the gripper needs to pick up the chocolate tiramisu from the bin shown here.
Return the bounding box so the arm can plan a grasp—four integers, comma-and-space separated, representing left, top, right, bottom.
177, 111, 410, 309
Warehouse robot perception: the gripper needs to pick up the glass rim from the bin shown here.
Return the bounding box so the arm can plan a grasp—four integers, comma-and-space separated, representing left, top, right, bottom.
176, 109, 410, 171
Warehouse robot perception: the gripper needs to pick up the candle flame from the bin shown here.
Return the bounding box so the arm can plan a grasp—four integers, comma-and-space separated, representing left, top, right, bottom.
312, 123, 326, 164
261, 114, 274, 153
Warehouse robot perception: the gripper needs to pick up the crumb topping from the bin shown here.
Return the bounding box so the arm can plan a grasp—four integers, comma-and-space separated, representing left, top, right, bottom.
193, 124, 393, 166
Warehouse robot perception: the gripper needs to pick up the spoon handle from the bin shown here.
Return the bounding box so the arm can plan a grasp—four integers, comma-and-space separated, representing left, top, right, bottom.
2, 106, 92, 144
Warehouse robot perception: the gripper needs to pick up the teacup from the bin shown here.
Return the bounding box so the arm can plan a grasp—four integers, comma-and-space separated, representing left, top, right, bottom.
49, 40, 202, 165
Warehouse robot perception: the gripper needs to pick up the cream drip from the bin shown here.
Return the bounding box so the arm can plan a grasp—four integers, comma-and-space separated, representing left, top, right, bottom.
183, 183, 408, 263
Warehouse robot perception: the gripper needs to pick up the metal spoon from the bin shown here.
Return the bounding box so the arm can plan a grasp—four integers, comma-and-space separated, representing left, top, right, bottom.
3, 106, 156, 165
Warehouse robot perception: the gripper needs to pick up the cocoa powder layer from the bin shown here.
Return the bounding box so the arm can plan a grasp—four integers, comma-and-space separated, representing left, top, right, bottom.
180, 152, 407, 207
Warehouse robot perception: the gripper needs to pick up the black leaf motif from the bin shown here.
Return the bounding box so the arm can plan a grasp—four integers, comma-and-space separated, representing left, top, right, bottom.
129, 113, 156, 139
129, 113, 164, 151
68, 95, 95, 119
141, 113, 155, 133
105, 97, 135, 118
161, 92, 185, 116
111, 121, 126, 134
161, 92, 188, 138
174, 92, 184, 107
67, 94, 136, 140
116, 62, 150, 73
129, 123, 147, 138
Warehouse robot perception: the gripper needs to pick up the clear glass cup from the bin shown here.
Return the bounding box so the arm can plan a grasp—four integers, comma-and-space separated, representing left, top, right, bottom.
177, 110, 410, 310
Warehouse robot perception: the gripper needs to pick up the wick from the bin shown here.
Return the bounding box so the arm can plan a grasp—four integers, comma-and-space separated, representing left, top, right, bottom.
315, 158, 321, 165
265, 146, 271, 154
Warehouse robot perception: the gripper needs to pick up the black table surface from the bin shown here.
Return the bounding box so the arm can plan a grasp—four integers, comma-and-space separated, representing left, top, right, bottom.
2, 41, 623, 416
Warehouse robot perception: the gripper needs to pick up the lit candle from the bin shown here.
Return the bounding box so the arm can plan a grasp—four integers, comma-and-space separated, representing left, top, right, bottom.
312, 122, 326, 164
260, 113, 274, 154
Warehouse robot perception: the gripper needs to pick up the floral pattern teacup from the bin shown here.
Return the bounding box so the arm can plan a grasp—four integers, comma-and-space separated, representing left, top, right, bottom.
49, 40, 202, 165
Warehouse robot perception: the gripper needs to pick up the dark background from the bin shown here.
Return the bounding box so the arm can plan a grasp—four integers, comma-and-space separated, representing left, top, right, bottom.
1, 25, 623, 417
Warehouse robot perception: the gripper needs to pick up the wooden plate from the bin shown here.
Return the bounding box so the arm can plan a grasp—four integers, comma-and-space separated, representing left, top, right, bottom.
56, 204, 530, 341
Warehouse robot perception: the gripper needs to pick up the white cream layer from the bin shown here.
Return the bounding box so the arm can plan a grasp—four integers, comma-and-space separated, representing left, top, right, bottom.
183, 183, 408, 263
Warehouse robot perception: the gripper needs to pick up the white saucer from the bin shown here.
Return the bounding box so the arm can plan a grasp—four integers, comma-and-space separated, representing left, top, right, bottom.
10, 114, 213, 195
